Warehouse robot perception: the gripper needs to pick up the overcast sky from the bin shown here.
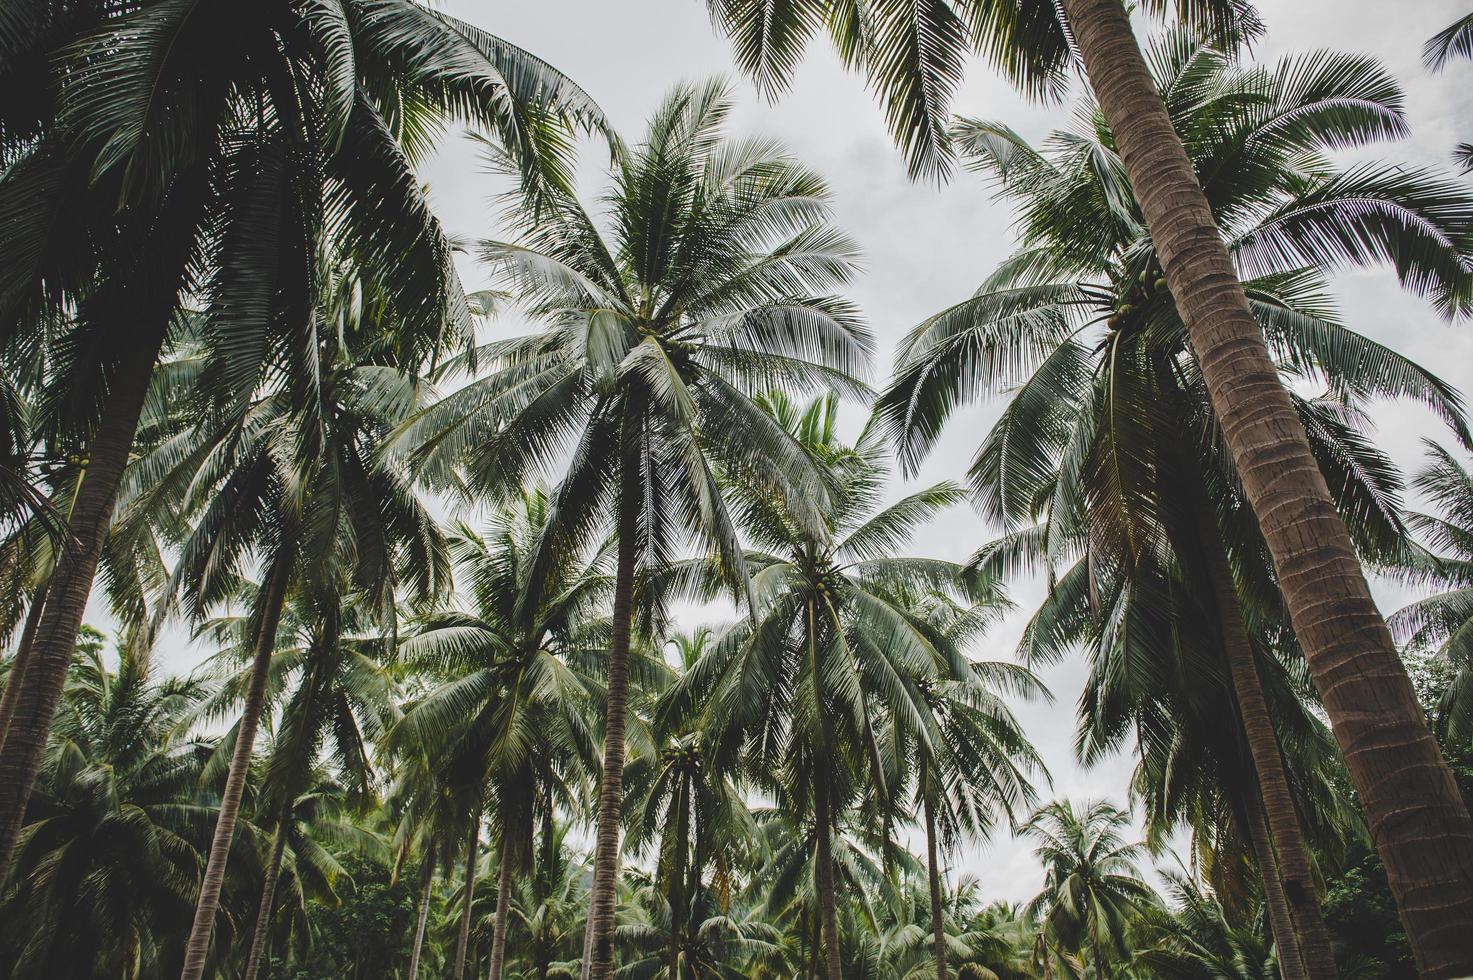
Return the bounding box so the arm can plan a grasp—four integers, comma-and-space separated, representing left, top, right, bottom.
140, 0, 1473, 903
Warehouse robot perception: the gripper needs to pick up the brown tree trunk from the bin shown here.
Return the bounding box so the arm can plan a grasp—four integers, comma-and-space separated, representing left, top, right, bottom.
0, 325, 166, 880
1189, 481, 1337, 980
1058, 1, 1473, 972
1245, 794, 1309, 980
0, 577, 49, 752
923, 789, 949, 980
408, 837, 436, 980
489, 841, 513, 980
583, 491, 637, 980
456, 817, 481, 980
179, 556, 293, 980
812, 774, 843, 980
242, 805, 292, 980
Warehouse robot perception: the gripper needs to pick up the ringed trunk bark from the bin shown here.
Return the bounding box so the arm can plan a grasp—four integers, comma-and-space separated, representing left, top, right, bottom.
923, 791, 949, 980
1058, 0, 1473, 972
407, 837, 436, 980
455, 816, 481, 980
178, 555, 293, 980
1189, 486, 1337, 979
1245, 794, 1309, 980
0, 577, 50, 752
812, 775, 843, 980
489, 841, 513, 980
0, 325, 166, 879
583, 493, 638, 980
242, 805, 292, 980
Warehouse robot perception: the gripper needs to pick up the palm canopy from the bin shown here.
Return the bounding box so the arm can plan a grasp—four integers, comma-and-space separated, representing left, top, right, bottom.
392, 76, 872, 620
707, 0, 1263, 179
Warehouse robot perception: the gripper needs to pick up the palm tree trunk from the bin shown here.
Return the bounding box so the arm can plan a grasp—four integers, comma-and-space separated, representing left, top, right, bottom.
584, 487, 638, 980
0, 327, 165, 879
242, 805, 292, 980
923, 789, 949, 980
1245, 794, 1309, 980
408, 837, 436, 980
1189, 483, 1337, 980
179, 555, 293, 980
0, 577, 49, 752
1057, 1, 1473, 973
489, 840, 513, 980
812, 774, 844, 980
456, 816, 481, 980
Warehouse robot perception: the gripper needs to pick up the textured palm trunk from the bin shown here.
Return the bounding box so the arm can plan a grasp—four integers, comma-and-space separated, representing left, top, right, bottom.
1245, 794, 1308, 980
1058, 1, 1473, 972
584, 499, 637, 980
408, 837, 436, 980
0, 324, 166, 880
923, 790, 949, 980
0, 577, 49, 752
1189, 489, 1337, 979
812, 774, 843, 980
242, 806, 292, 980
179, 556, 292, 980
455, 817, 481, 980
489, 841, 513, 980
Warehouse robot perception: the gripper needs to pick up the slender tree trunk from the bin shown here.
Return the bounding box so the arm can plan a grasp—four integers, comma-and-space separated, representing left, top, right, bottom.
1245, 794, 1309, 980
1189, 483, 1337, 980
0, 577, 49, 752
812, 774, 843, 980
408, 838, 436, 980
583, 488, 638, 980
923, 789, 949, 980
242, 805, 292, 980
179, 556, 293, 980
489, 840, 513, 980
1058, 1, 1473, 972
456, 816, 481, 980
0, 326, 165, 879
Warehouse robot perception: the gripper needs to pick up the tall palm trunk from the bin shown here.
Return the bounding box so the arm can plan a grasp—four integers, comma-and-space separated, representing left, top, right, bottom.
0, 327, 166, 879
456, 816, 481, 980
1058, 1, 1473, 972
243, 805, 292, 980
408, 837, 436, 980
922, 787, 949, 980
489, 840, 514, 980
1189, 483, 1336, 979
1245, 794, 1308, 980
584, 487, 638, 980
0, 577, 49, 751
179, 555, 293, 980
812, 774, 844, 980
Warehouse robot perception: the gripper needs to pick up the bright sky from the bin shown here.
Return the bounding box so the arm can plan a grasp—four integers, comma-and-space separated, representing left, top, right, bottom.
138, 0, 1473, 905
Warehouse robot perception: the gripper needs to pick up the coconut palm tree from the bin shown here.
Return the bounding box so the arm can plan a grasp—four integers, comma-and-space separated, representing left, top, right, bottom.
1425, 11, 1473, 172
881, 34, 1473, 979
661, 391, 990, 980
1022, 800, 1155, 980
705, 7, 1473, 965
392, 78, 871, 979
0, 0, 608, 898
616, 879, 786, 978
1132, 871, 1278, 980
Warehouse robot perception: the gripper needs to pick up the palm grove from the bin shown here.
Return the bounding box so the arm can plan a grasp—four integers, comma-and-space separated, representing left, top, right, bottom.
1, 0, 1472, 978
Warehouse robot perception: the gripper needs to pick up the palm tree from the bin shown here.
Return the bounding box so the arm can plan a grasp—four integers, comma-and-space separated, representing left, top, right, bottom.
126, 257, 452, 978
662, 391, 992, 980
704, 6, 1473, 965
1131, 871, 1279, 980
393, 77, 871, 980
502, 819, 590, 980
0, 629, 225, 978
0, 0, 608, 893
1022, 800, 1155, 980
1425, 11, 1473, 172
392, 488, 607, 980
616, 879, 786, 978
880, 34, 1473, 979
